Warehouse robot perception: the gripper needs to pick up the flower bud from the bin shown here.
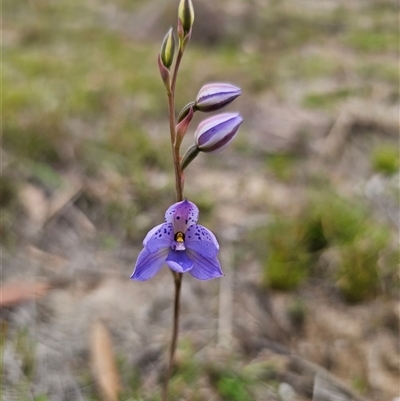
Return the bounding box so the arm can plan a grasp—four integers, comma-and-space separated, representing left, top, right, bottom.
195, 83, 241, 112
178, 0, 194, 37
195, 113, 243, 154
160, 28, 175, 69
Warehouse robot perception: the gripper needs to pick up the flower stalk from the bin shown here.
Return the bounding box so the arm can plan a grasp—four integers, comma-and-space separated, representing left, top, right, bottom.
163, 44, 183, 401
162, 273, 182, 401
130, 1, 243, 400
162, 6, 187, 399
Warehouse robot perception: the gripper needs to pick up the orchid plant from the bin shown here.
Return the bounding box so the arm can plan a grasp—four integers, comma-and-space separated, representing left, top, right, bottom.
130, 0, 243, 399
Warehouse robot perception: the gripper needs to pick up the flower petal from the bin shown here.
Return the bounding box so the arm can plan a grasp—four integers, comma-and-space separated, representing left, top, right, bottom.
166, 250, 193, 273
143, 223, 164, 245
144, 223, 174, 253
164, 200, 199, 233
130, 247, 169, 281
185, 224, 219, 258
186, 249, 223, 280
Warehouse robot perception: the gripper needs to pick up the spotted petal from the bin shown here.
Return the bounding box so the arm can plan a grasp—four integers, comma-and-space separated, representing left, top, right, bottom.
130, 247, 169, 281
143, 223, 163, 246
144, 223, 174, 254
164, 200, 199, 233
186, 249, 223, 280
166, 250, 193, 273
185, 224, 219, 258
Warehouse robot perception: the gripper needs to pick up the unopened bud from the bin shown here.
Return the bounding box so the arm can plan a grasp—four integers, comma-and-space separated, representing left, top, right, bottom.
178, 0, 194, 37
195, 83, 241, 112
160, 28, 175, 69
195, 113, 243, 154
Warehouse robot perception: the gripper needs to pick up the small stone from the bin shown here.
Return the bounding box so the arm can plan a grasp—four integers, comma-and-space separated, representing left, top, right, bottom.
278, 382, 296, 401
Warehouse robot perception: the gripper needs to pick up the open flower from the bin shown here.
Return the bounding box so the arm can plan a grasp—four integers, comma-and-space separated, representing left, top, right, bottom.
131, 200, 223, 281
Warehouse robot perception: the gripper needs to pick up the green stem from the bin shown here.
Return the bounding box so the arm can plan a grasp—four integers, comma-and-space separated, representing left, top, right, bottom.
167, 92, 184, 202
171, 49, 183, 98
166, 49, 184, 203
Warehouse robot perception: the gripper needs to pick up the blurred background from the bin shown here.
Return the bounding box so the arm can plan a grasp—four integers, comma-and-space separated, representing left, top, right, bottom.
2, 0, 399, 400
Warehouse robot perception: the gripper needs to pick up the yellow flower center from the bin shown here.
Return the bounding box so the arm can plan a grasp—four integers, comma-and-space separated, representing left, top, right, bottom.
175, 231, 185, 243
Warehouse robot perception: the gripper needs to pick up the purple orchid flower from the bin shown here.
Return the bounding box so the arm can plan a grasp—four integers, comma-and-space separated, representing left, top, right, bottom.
131, 200, 223, 281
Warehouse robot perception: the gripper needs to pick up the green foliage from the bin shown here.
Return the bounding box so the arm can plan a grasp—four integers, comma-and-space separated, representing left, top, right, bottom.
262, 217, 313, 290
3, 117, 65, 166
0, 173, 19, 247
207, 362, 253, 401
352, 375, 368, 394
302, 88, 364, 109
107, 127, 170, 172
252, 189, 392, 300
33, 396, 50, 401
100, 234, 118, 250
265, 154, 297, 182
337, 234, 387, 303
174, 338, 199, 385
166, 338, 205, 401
252, 195, 331, 290
370, 144, 399, 175
380, 248, 400, 297
309, 192, 391, 301
343, 1, 398, 53
301, 216, 329, 253
286, 298, 307, 331
117, 359, 142, 401
346, 30, 398, 53
26, 161, 64, 189
278, 53, 341, 81
312, 194, 367, 245
257, 8, 346, 51
251, 221, 304, 290
14, 328, 36, 380
0, 174, 17, 209
217, 376, 253, 401
356, 61, 399, 85
3, 4, 170, 189
241, 361, 277, 381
